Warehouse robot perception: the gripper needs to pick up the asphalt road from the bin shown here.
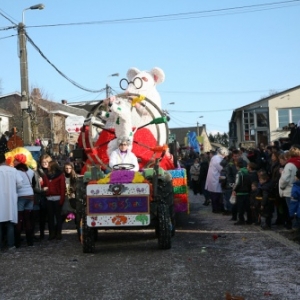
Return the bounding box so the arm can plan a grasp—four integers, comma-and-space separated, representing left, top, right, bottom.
1, 192, 300, 300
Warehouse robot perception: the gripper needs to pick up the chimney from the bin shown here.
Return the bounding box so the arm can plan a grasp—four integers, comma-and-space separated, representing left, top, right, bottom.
61, 99, 68, 105
32, 88, 41, 99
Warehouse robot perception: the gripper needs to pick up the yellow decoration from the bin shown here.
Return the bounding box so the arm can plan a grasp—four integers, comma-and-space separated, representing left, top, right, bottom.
132, 172, 145, 183
131, 95, 145, 107
97, 173, 111, 184
5, 147, 37, 169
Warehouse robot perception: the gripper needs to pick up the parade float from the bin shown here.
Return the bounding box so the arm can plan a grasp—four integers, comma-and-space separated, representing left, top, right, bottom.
76, 67, 188, 253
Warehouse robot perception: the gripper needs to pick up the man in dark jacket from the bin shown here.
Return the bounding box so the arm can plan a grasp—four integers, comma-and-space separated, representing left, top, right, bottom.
0, 131, 10, 155
199, 154, 210, 205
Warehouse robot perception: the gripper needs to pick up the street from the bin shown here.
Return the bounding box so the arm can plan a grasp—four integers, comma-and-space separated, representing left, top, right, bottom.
1, 191, 300, 300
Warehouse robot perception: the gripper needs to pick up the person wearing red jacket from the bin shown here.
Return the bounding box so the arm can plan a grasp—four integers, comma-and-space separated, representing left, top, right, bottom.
42, 161, 66, 240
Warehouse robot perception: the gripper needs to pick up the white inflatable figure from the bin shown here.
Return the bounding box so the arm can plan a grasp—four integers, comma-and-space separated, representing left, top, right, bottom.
124, 67, 166, 145
126, 67, 165, 108
102, 96, 134, 157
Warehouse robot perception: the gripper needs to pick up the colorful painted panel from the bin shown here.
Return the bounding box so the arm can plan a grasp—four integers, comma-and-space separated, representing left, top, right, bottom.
87, 183, 150, 196
87, 214, 150, 227
88, 196, 149, 214
169, 169, 189, 213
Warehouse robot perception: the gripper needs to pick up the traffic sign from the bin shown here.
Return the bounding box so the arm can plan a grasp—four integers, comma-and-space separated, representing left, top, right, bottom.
65, 116, 85, 133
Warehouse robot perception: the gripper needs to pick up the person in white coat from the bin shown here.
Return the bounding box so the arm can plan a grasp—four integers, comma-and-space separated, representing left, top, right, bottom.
205, 147, 229, 213
0, 153, 23, 250
109, 136, 139, 172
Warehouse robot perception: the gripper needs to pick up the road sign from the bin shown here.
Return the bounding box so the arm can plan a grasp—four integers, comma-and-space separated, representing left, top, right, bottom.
65, 116, 85, 133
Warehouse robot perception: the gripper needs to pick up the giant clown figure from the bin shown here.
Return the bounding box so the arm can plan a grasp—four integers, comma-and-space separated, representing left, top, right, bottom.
78, 67, 175, 171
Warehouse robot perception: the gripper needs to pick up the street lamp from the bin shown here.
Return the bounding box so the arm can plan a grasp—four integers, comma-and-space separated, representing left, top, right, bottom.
19, 3, 45, 145
106, 73, 119, 98
197, 116, 204, 136
22, 4, 45, 24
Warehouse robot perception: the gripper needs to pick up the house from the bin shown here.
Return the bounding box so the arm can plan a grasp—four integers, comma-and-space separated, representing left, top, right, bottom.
229, 85, 300, 149
169, 125, 212, 153
0, 107, 13, 135
0, 89, 88, 151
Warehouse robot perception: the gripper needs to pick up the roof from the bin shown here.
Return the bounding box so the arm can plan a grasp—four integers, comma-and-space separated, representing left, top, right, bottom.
0, 107, 13, 117
0, 92, 89, 117
0, 91, 21, 98
68, 99, 103, 112
169, 126, 206, 145
37, 98, 89, 117
210, 142, 224, 150
234, 84, 300, 111
230, 84, 300, 122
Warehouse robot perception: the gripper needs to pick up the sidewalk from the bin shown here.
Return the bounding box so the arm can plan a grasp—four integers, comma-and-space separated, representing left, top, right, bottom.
185, 191, 300, 248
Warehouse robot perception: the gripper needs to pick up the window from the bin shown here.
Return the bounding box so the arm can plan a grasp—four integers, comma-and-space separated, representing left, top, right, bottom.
243, 112, 255, 141
256, 112, 268, 127
278, 108, 300, 128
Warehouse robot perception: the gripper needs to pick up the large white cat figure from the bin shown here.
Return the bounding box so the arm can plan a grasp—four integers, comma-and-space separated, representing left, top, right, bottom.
95, 67, 171, 169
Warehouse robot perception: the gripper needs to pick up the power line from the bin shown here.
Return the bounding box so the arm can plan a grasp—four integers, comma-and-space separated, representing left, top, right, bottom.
161, 89, 285, 95
0, 34, 17, 40
168, 109, 234, 113
0, 11, 17, 26
0, 25, 17, 31
22, 0, 300, 29
25, 32, 106, 93
168, 111, 230, 129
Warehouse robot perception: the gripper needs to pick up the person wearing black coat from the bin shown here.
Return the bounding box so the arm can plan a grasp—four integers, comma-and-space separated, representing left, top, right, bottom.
291, 121, 300, 145
257, 173, 276, 229
198, 154, 210, 205
0, 131, 10, 155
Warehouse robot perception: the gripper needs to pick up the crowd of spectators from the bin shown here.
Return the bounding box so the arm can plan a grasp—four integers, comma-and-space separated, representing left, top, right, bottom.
0, 149, 80, 251
182, 139, 300, 231
1, 123, 300, 251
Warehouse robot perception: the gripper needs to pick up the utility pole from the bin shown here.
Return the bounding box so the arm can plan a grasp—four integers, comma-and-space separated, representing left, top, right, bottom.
18, 4, 45, 145
106, 84, 110, 98
18, 21, 31, 145
104, 73, 119, 111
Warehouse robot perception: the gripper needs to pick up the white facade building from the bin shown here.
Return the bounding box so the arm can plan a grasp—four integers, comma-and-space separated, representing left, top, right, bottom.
229, 85, 300, 148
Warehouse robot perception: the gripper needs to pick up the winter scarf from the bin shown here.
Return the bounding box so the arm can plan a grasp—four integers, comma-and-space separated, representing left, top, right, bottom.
287, 157, 300, 169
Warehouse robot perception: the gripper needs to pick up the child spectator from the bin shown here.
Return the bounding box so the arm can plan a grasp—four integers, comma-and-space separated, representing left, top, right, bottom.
269, 152, 282, 225
232, 158, 252, 225
257, 173, 276, 230
290, 169, 300, 227
247, 162, 259, 183
250, 182, 260, 225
